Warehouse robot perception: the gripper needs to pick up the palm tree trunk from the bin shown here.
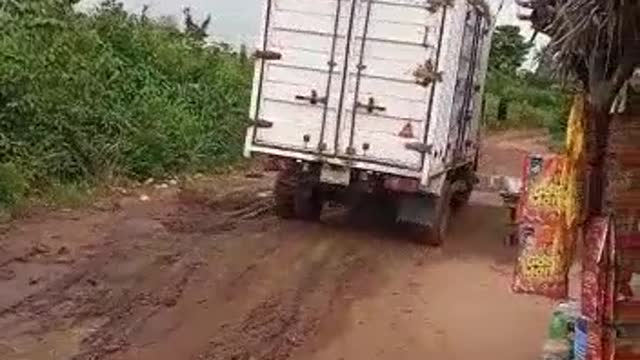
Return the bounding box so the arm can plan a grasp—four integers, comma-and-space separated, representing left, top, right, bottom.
585, 102, 611, 216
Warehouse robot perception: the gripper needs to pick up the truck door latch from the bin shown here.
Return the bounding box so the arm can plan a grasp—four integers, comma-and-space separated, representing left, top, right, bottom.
253, 50, 282, 61
249, 119, 274, 128
295, 90, 327, 105
413, 59, 443, 87
356, 97, 386, 113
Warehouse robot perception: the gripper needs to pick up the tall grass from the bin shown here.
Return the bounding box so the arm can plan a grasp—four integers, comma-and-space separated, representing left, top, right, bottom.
0, 1, 252, 211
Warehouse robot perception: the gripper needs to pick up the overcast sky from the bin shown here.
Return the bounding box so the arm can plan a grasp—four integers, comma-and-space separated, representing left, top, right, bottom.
78, 0, 263, 45
79, 0, 547, 66
80, 0, 541, 42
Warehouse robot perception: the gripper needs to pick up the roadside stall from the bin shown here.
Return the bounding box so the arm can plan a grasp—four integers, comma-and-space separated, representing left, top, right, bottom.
511, 75, 640, 360
601, 79, 640, 359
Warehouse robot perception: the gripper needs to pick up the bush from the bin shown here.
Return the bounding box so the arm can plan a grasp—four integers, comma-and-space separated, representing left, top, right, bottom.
0, 163, 28, 210
0, 1, 252, 204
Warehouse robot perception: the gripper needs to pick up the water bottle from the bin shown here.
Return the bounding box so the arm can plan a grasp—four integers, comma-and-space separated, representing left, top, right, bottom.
573, 317, 588, 360
549, 311, 569, 340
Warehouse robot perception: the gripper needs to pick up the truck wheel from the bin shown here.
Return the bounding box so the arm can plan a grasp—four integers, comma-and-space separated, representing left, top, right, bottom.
427, 180, 453, 246
274, 166, 298, 219
451, 184, 472, 210
293, 185, 322, 221
274, 165, 322, 221
451, 167, 476, 210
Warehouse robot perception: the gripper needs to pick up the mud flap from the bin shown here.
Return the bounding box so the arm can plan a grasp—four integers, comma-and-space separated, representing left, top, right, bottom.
397, 172, 446, 226
396, 194, 438, 226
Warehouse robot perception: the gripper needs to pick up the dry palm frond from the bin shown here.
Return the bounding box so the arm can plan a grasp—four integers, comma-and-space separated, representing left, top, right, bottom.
518, 0, 640, 107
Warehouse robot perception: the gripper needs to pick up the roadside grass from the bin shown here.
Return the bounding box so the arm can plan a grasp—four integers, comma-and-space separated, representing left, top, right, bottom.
0, 1, 252, 216
483, 72, 571, 148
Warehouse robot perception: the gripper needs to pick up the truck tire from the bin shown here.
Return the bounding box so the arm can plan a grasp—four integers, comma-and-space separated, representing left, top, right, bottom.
451, 183, 473, 210
451, 166, 476, 210
427, 179, 453, 246
274, 165, 322, 221
274, 167, 297, 219
293, 184, 322, 221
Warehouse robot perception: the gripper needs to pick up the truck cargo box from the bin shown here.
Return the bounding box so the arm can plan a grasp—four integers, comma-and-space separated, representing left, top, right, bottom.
245, 0, 495, 194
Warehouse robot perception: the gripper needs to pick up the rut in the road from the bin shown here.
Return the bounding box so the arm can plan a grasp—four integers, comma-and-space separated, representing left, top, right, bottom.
0, 174, 408, 360
74, 196, 275, 360
0, 183, 274, 360
197, 237, 369, 360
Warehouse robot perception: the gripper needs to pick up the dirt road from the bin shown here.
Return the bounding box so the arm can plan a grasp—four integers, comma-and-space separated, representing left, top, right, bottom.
0, 131, 554, 360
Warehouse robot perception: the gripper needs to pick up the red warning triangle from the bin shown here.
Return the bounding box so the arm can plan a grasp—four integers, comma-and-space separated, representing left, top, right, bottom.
399, 122, 414, 138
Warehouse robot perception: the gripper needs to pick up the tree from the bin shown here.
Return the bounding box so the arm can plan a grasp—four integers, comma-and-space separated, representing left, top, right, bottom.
518, 0, 640, 215
0, 0, 77, 20
534, 45, 556, 81
183, 7, 211, 42
238, 44, 248, 66
488, 25, 534, 74
487, 25, 534, 124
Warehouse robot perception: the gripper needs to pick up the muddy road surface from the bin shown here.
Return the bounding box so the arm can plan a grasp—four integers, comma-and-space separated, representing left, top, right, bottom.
0, 131, 554, 360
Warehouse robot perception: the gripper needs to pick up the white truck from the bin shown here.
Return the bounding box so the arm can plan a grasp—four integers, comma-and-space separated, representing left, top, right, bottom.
244, 0, 496, 244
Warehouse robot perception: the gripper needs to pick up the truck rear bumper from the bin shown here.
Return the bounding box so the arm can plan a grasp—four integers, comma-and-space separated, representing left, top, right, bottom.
247, 144, 422, 180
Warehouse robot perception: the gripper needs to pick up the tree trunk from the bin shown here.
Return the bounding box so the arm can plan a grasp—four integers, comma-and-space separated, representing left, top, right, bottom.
585, 101, 611, 216
497, 98, 508, 123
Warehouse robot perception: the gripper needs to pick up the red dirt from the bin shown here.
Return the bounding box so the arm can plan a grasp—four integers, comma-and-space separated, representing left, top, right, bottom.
479, 129, 553, 177
0, 131, 555, 360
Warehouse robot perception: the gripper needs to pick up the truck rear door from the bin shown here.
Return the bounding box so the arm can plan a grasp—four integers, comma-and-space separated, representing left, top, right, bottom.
338, 0, 445, 171
250, 0, 446, 172
250, 0, 350, 154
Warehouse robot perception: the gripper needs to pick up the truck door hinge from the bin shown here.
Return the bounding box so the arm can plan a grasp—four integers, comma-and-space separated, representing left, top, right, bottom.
249, 119, 274, 128
426, 0, 454, 13
253, 50, 282, 61
413, 60, 443, 87
405, 142, 433, 154
468, 0, 491, 19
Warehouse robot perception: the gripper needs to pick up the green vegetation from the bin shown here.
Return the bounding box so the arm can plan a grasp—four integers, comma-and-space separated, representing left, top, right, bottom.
0, 0, 252, 212
484, 25, 570, 140
0, 163, 28, 211
0, 3, 573, 213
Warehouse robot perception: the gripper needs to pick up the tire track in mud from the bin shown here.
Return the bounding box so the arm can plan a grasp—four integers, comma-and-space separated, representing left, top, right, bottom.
0, 185, 276, 360
75, 259, 202, 359
0, 220, 206, 359
72, 198, 277, 360
0, 175, 409, 360
196, 238, 370, 360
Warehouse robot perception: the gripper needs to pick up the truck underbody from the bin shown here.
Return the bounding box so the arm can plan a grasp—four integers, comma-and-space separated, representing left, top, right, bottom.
270, 156, 478, 245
